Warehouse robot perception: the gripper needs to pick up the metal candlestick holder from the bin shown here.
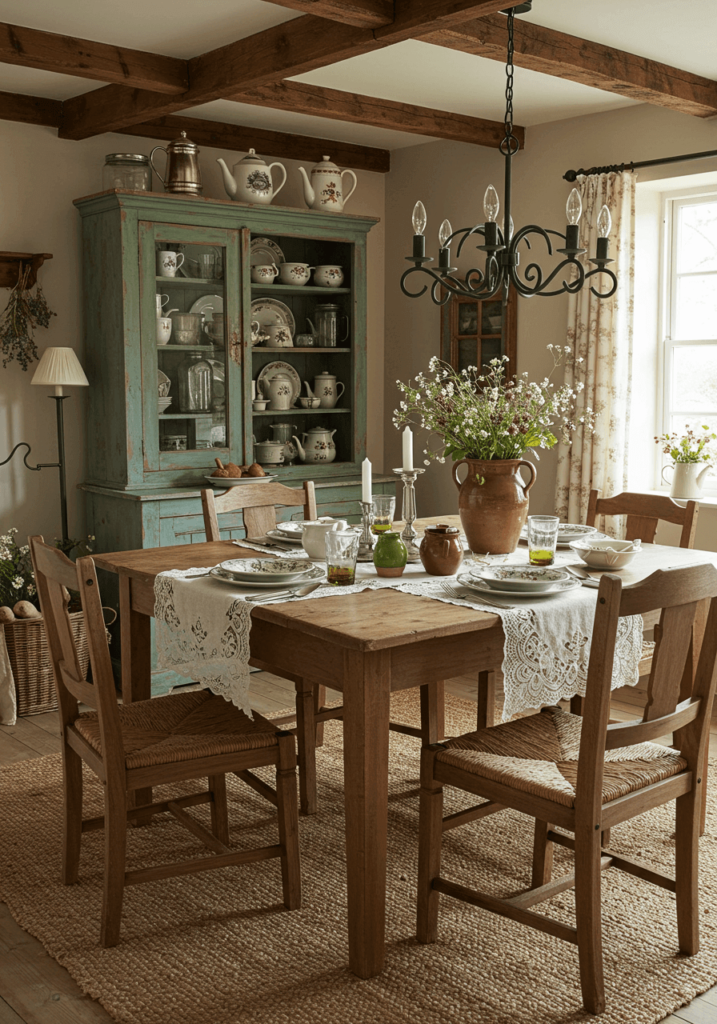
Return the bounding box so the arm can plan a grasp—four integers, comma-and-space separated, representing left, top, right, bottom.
357, 500, 376, 562
393, 467, 425, 562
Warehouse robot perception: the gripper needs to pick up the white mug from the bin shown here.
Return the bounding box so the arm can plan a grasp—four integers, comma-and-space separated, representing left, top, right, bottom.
157, 251, 184, 278
264, 324, 293, 348
156, 293, 169, 314
156, 317, 172, 344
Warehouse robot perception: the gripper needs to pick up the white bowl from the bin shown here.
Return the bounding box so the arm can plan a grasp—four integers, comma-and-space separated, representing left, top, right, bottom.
569, 538, 640, 569
471, 565, 571, 593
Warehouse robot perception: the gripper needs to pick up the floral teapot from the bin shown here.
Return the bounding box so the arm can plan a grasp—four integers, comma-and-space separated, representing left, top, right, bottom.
298, 156, 357, 213
292, 426, 337, 464
217, 149, 287, 205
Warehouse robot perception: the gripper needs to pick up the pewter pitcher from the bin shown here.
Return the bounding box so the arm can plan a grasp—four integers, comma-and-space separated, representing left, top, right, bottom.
150, 131, 203, 196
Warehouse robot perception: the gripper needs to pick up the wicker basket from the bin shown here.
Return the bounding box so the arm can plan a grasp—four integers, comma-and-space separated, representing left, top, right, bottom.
4, 612, 89, 717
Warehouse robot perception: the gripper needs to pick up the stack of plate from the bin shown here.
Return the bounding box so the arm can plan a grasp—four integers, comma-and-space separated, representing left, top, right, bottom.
457, 564, 581, 600
520, 523, 605, 549
210, 557, 324, 588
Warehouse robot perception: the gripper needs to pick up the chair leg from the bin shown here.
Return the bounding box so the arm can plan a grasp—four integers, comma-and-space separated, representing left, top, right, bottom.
208, 774, 229, 846
531, 820, 553, 888
417, 748, 443, 944
276, 734, 301, 911
675, 790, 700, 955
295, 682, 317, 815
477, 669, 496, 729
570, 694, 584, 716
420, 680, 445, 744
314, 684, 326, 748
61, 744, 83, 885
100, 782, 127, 948
574, 826, 605, 1015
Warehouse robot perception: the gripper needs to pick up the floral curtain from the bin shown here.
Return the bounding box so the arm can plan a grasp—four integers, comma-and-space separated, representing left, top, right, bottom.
554, 170, 636, 534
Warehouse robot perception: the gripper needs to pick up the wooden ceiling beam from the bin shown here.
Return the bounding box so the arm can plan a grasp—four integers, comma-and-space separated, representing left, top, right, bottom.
375, 0, 525, 43
424, 14, 717, 117
233, 80, 523, 149
260, 0, 394, 28
118, 113, 391, 173
0, 21, 188, 94
0, 89, 62, 127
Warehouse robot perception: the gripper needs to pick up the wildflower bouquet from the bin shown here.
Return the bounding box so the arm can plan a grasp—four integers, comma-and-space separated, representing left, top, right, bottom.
654, 426, 716, 464
0, 529, 94, 611
394, 348, 594, 464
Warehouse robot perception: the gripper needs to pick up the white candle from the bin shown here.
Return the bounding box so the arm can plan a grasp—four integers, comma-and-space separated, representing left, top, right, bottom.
361, 458, 372, 503
402, 426, 414, 472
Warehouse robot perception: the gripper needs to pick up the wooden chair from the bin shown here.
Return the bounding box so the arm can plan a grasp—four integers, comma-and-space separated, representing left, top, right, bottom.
201, 482, 446, 815
30, 535, 301, 947
586, 489, 699, 547
417, 563, 717, 1014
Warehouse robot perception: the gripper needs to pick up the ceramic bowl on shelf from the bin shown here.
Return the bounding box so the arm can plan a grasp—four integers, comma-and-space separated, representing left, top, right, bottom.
157, 397, 172, 414
278, 262, 312, 286
569, 538, 641, 570
299, 397, 321, 409
313, 265, 344, 288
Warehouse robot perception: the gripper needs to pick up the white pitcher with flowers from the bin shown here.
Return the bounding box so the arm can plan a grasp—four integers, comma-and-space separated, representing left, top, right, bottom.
656, 426, 716, 499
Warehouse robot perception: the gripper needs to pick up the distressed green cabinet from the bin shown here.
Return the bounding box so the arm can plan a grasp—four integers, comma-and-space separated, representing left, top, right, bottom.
75, 190, 391, 554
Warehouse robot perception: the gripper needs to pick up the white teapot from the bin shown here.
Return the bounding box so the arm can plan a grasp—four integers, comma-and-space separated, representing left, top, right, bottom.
301, 517, 348, 559
217, 149, 287, 205
298, 156, 357, 213
313, 371, 345, 409
292, 425, 337, 464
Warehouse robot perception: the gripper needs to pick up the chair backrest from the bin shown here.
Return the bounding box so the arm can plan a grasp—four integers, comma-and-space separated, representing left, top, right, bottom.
576, 563, 717, 821
201, 480, 317, 541
30, 536, 124, 770
586, 489, 699, 548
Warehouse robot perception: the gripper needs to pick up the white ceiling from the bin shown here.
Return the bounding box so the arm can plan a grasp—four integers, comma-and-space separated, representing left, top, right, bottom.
0, 0, 714, 150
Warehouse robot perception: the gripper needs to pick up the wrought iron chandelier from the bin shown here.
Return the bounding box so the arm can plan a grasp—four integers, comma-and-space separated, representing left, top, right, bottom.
401, 6, 617, 306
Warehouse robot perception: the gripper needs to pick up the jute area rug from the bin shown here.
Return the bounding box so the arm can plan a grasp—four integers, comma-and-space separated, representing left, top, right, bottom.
0, 691, 716, 1024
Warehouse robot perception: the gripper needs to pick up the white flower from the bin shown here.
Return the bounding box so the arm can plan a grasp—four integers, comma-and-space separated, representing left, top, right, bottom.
424, 459, 430, 466
11, 576, 23, 590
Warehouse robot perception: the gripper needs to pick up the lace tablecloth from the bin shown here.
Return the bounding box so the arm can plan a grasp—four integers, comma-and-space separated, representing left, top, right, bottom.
154, 545, 643, 721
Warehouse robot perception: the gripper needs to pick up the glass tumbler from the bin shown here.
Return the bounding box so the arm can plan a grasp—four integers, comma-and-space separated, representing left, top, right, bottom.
527, 515, 560, 566
325, 530, 360, 586
371, 495, 396, 535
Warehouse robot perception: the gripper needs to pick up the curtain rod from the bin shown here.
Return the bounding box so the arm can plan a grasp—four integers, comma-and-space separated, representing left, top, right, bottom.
563, 148, 717, 182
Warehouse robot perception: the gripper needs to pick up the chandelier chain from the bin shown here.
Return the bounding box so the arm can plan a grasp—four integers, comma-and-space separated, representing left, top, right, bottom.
501, 11, 519, 157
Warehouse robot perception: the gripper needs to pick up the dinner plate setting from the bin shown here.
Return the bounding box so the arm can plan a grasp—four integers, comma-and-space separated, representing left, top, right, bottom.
519, 523, 606, 548
472, 565, 571, 593
457, 572, 581, 600
209, 564, 324, 588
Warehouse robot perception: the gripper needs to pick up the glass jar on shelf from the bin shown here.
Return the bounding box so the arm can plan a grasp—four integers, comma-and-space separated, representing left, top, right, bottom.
103, 153, 152, 191
176, 351, 213, 413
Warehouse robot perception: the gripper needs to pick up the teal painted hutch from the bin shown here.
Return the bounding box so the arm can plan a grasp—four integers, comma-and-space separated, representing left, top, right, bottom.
75, 189, 393, 558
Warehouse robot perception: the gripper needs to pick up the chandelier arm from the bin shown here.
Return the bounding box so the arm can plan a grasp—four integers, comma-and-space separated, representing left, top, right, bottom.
430, 278, 454, 305
400, 266, 431, 299
455, 225, 487, 258
586, 267, 618, 299
511, 258, 585, 297
511, 224, 555, 256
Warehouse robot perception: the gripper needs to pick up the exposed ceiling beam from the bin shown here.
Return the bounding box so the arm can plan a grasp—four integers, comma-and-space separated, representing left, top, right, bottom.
0, 21, 188, 94
233, 80, 523, 149
424, 14, 717, 118
0, 89, 61, 127
261, 0, 394, 28
119, 113, 390, 173
58, 2, 523, 141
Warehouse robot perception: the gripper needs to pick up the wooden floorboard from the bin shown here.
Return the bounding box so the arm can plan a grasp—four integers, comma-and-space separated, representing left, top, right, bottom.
0, 672, 715, 1024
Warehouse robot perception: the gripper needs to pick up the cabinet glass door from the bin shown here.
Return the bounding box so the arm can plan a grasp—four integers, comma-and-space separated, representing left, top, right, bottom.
140, 223, 241, 475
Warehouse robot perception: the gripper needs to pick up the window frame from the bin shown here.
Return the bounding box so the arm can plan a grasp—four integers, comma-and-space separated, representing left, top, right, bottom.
657, 185, 717, 494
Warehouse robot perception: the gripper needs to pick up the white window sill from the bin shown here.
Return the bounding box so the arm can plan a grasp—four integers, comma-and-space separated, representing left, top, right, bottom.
641, 488, 717, 509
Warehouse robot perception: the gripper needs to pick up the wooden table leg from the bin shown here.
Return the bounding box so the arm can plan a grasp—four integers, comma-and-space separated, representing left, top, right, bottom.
342, 648, 391, 979
119, 576, 152, 819
295, 680, 318, 816
477, 669, 496, 729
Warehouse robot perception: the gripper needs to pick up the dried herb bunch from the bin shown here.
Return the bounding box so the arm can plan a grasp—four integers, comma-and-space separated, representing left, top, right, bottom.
0, 265, 56, 370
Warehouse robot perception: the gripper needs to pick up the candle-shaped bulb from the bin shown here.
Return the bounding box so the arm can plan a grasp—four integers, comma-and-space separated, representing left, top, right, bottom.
438, 219, 452, 248
597, 204, 612, 238
483, 185, 500, 223
412, 200, 427, 235
507, 215, 514, 239
566, 188, 582, 226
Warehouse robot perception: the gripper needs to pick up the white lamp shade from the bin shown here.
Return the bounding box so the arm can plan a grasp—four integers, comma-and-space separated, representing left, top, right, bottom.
31, 347, 89, 390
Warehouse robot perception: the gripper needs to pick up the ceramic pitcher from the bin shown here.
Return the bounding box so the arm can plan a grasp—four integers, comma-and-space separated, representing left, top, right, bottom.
313, 371, 345, 409
661, 462, 712, 499
452, 458, 537, 554
264, 373, 294, 411
298, 156, 357, 213
217, 149, 287, 204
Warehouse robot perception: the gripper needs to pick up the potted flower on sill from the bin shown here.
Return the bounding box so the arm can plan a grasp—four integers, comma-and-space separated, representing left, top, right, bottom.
394, 349, 594, 554
655, 426, 716, 499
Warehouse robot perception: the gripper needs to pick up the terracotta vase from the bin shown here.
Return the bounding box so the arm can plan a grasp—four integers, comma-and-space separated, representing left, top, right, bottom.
451, 458, 537, 554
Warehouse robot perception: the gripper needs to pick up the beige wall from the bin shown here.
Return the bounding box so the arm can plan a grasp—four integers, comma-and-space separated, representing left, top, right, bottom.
384, 104, 717, 535
0, 120, 385, 542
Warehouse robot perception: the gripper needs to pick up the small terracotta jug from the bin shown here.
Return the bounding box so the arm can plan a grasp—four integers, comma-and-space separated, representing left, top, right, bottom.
419, 523, 464, 576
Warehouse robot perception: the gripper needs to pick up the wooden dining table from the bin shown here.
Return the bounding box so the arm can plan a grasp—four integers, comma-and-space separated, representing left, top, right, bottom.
92, 526, 716, 980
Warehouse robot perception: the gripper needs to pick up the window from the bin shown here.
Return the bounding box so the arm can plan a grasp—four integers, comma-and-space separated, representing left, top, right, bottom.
659, 188, 717, 489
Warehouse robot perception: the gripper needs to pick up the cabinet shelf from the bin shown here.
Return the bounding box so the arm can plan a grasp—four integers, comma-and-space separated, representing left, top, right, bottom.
158, 344, 216, 352
253, 408, 350, 416
250, 284, 351, 295
252, 347, 350, 354
160, 412, 219, 419
156, 276, 222, 287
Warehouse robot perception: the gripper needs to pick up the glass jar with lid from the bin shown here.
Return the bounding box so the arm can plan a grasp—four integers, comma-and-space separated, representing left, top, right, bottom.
103, 154, 152, 192
177, 351, 213, 414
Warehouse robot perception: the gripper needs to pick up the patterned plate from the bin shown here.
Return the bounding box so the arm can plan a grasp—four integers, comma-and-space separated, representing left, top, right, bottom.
209, 564, 324, 588
250, 237, 285, 268
189, 294, 223, 318
251, 297, 296, 337
471, 565, 571, 592
265, 529, 304, 545
220, 557, 313, 581
275, 521, 308, 536
256, 361, 302, 405
520, 524, 605, 548
457, 573, 581, 600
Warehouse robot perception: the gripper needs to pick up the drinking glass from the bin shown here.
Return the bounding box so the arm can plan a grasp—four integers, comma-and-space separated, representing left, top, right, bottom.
527, 515, 560, 566
371, 495, 396, 535
325, 530, 360, 586
201, 254, 217, 279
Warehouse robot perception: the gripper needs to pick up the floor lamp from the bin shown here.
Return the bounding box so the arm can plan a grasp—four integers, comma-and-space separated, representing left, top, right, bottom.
0, 347, 89, 544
